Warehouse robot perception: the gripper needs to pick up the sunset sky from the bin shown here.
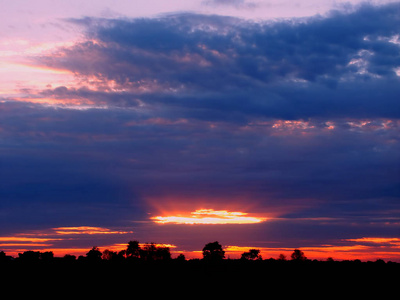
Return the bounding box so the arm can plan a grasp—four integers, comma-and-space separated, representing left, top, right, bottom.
1, 0, 399, 261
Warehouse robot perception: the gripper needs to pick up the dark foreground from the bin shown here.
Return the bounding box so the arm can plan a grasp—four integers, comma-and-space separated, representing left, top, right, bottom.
1, 258, 399, 296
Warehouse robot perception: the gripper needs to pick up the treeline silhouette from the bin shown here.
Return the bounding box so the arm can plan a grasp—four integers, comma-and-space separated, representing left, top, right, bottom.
1, 240, 398, 267
1, 240, 399, 293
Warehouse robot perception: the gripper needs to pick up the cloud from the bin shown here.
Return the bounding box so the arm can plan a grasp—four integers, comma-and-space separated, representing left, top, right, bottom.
202, 0, 259, 9
52, 226, 132, 235
1, 99, 399, 255
1, 3, 399, 255
1, 99, 399, 210
31, 3, 400, 121
0, 226, 133, 257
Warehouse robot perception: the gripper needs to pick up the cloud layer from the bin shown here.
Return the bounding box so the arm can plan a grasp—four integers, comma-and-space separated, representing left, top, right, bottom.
34, 3, 400, 120
1, 3, 399, 259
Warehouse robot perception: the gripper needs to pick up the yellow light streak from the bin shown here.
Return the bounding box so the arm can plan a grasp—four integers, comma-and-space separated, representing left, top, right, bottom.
345, 237, 400, 244
0, 237, 61, 242
0, 243, 52, 247
52, 226, 131, 235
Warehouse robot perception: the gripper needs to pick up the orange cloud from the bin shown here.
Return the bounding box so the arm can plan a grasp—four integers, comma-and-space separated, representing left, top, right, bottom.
11, 96, 100, 109
0, 237, 61, 242
0, 243, 52, 247
344, 237, 400, 245
52, 226, 132, 235
152, 208, 267, 224
0, 226, 134, 257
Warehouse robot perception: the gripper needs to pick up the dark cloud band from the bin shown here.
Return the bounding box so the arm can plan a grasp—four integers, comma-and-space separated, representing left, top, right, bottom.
34, 3, 400, 121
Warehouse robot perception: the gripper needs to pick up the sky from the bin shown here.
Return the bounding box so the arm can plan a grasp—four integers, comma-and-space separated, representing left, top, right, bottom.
1, 0, 399, 261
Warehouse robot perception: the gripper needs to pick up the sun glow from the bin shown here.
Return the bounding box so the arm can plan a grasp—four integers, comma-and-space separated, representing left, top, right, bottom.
152, 209, 267, 224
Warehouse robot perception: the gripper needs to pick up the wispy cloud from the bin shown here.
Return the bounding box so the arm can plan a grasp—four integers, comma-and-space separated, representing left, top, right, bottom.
52, 226, 132, 235
0, 226, 134, 257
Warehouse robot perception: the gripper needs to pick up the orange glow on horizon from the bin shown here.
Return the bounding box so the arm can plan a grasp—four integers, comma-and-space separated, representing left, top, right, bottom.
223, 243, 400, 261
0, 226, 134, 257
1, 226, 399, 262
103, 242, 177, 252
152, 208, 267, 224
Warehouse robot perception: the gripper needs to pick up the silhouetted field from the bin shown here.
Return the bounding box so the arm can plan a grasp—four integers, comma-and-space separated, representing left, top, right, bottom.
1, 258, 399, 298
1, 257, 398, 282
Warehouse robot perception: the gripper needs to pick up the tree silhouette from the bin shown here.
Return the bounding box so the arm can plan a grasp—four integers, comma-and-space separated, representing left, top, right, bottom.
140, 243, 157, 261
63, 254, 77, 262
139, 243, 171, 261
155, 245, 171, 260
278, 254, 287, 261
18, 251, 41, 262
202, 241, 225, 261
102, 249, 119, 261
86, 246, 102, 261
40, 251, 54, 262
291, 249, 307, 261
175, 253, 186, 261
118, 249, 127, 259
126, 240, 141, 259
241, 249, 262, 260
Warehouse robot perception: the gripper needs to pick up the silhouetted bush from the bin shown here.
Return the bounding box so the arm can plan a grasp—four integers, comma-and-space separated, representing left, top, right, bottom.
18, 250, 41, 262
291, 249, 307, 261
202, 241, 225, 261
241, 249, 262, 260
86, 246, 102, 261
